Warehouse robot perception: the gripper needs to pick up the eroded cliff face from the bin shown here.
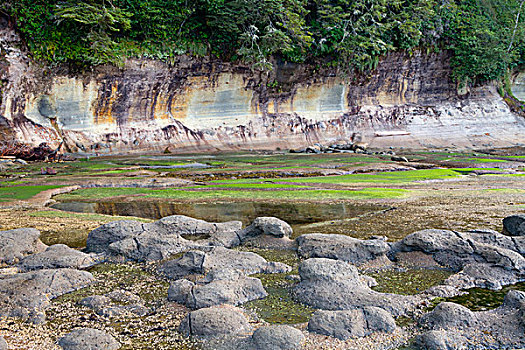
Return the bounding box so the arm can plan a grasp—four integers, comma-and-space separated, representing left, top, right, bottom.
0, 21, 524, 153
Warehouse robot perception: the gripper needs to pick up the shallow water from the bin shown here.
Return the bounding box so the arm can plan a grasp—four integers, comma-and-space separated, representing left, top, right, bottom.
51, 200, 385, 234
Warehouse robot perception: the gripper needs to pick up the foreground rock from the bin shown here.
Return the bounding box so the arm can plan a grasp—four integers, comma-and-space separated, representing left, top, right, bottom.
391, 229, 525, 290
0, 268, 94, 323
0, 228, 47, 265
159, 246, 291, 279
308, 307, 396, 340
86, 216, 243, 261
58, 328, 120, 350
168, 269, 267, 309
416, 291, 525, 349
503, 214, 525, 236
17, 244, 96, 272
293, 258, 422, 316
241, 217, 293, 239
251, 325, 304, 350
179, 305, 253, 338
297, 233, 389, 265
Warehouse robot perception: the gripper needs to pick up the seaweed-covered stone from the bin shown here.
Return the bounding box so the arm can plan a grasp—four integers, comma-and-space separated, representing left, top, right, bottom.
308, 307, 396, 340
0, 228, 47, 265
251, 325, 304, 350
297, 233, 389, 265
241, 217, 293, 239
0, 268, 94, 323
503, 214, 525, 236
293, 258, 421, 317
17, 244, 96, 271
58, 328, 120, 350
179, 305, 253, 338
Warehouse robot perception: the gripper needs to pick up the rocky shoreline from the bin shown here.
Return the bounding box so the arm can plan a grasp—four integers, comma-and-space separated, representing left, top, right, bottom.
0, 214, 524, 349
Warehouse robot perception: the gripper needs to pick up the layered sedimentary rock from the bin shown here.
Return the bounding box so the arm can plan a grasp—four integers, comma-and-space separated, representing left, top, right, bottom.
1, 20, 524, 153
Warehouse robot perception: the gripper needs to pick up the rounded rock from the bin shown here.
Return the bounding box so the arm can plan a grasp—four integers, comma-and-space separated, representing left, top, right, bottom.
251, 325, 304, 350
179, 305, 253, 338
58, 328, 120, 350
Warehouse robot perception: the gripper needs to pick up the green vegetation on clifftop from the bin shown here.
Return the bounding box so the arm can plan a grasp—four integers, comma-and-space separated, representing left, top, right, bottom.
2, 0, 524, 84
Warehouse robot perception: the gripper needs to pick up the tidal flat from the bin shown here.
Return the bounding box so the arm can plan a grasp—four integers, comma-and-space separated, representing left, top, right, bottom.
0, 149, 524, 349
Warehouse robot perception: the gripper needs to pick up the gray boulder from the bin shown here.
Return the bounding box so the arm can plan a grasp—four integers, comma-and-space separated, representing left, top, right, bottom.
58, 328, 120, 350
168, 270, 267, 309
241, 217, 293, 239
86, 220, 145, 254
293, 258, 421, 317
503, 214, 525, 236
251, 325, 304, 350
415, 330, 468, 350
17, 244, 96, 272
179, 305, 253, 338
308, 307, 396, 340
157, 215, 242, 244
297, 233, 389, 265
159, 247, 291, 280
392, 228, 525, 291
418, 292, 525, 349
419, 302, 478, 329
86, 216, 244, 261
0, 228, 47, 265
0, 337, 7, 350
0, 269, 94, 323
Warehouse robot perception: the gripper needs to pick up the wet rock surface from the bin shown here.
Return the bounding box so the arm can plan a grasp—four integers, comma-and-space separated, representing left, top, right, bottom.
297, 233, 389, 265
293, 258, 423, 316
58, 328, 120, 350
417, 290, 525, 349
179, 305, 253, 338
0, 268, 94, 323
0, 337, 6, 350
0, 228, 47, 265
17, 244, 96, 272
308, 307, 396, 340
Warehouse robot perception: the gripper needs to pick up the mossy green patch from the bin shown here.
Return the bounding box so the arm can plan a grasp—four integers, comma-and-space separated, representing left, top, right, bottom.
466, 158, 508, 163
211, 169, 462, 185
245, 272, 314, 324
442, 282, 525, 311
56, 187, 410, 201
55, 263, 169, 306
0, 184, 65, 201
369, 268, 453, 295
